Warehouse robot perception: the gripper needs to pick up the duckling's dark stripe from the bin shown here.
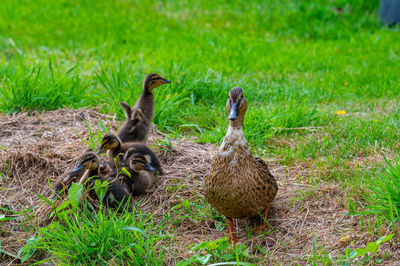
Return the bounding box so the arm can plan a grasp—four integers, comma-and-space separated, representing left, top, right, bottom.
150, 77, 163, 81
131, 159, 146, 164
148, 73, 158, 79
81, 157, 96, 164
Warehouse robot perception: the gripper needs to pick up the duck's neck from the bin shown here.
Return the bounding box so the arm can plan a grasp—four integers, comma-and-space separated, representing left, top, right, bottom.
219, 124, 248, 156
135, 87, 154, 122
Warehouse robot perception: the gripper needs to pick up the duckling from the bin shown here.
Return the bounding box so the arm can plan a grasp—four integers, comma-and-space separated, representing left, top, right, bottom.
116, 74, 170, 143
204, 87, 278, 245
53, 152, 104, 198
117, 104, 149, 143
134, 73, 171, 126
96, 133, 163, 175
126, 152, 158, 195
100, 154, 156, 208
101, 173, 133, 210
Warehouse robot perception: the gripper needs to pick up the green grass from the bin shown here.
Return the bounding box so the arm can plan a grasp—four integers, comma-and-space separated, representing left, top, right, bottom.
21, 193, 167, 265
1, 0, 400, 264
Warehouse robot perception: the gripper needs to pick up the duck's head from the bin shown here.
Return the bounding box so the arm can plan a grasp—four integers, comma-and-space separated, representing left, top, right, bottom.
97, 133, 121, 154
128, 153, 157, 172
143, 73, 171, 93
226, 87, 247, 126
73, 152, 99, 172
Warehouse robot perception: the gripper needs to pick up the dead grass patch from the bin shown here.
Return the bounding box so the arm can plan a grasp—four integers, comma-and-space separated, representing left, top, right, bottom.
0, 109, 398, 264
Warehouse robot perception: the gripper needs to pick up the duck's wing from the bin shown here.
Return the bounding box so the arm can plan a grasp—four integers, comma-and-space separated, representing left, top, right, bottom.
254, 157, 278, 193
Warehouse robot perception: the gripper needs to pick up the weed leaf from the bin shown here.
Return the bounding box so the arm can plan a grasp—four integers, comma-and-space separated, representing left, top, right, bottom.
68, 183, 83, 210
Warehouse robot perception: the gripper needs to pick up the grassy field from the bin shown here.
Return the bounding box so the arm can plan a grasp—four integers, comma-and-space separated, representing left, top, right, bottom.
1, 0, 400, 264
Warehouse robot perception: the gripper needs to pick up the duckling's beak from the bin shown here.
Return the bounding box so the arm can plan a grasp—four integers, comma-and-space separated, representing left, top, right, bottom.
162, 78, 171, 84
96, 146, 103, 154
145, 162, 156, 172
72, 163, 84, 173
228, 102, 239, 121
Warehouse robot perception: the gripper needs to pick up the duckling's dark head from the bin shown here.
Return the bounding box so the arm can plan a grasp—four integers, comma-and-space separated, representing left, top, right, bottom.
226, 87, 247, 123
73, 152, 99, 172
144, 73, 171, 93
97, 133, 121, 154
128, 153, 156, 172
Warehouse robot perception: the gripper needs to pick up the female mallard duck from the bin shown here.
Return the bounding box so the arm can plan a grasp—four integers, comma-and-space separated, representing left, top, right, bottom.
117, 104, 148, 143
96, 133, 163, 175
117, 73, 171, 143
204, 87, 278, 244
53, 152, 105, 198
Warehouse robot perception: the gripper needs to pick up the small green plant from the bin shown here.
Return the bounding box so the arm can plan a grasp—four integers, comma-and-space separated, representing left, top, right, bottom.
156, 136, 175, 156
353, 156, 400, 228
177, 238, 254, 265
342, 234, 394, 265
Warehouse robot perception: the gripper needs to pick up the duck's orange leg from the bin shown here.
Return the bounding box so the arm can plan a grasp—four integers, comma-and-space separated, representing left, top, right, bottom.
227, 217, 241, 245
252, 204, 271, 233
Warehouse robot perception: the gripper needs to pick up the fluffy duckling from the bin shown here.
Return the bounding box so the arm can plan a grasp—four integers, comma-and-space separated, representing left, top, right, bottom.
53, 152, 104, 197
101, 173, 133, 210
100, 154, 157, 208
134, 73, 171, 126
117, 74, 170, 144
117, 104, 148, 143
126, 152, 158, 195
97, 133, 163, 175
204, 87, 278, 245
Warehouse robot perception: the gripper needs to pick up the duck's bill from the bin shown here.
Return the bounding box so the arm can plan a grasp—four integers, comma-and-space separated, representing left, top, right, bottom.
145, 162, 157, 172
162, 78, 171, 84
96, 146, 103, 154
72, 163, 84, 173
228, 102, 239, 120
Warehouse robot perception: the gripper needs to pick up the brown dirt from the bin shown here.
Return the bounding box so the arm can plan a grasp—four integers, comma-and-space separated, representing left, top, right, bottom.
0, 109, 398, 265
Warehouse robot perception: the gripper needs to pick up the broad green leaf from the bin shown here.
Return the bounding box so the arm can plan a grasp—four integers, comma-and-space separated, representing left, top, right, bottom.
191, 238, 228, 252
19, 235, 40, 263
68, 183, 83, 210
94, 179, 108, 202
182, 199, 191, 212
348, 249, 366, 258
376, 234, 394, 245
365, 242, 379, 253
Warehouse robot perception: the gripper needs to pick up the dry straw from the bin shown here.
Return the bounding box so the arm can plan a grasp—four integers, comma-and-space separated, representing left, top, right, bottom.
0, 109, 398, 264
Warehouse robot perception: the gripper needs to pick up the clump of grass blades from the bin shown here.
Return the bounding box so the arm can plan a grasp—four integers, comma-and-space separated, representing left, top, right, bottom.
0, 59, 88, 113
359, 156, 400, 227
24, 200, 166, 265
